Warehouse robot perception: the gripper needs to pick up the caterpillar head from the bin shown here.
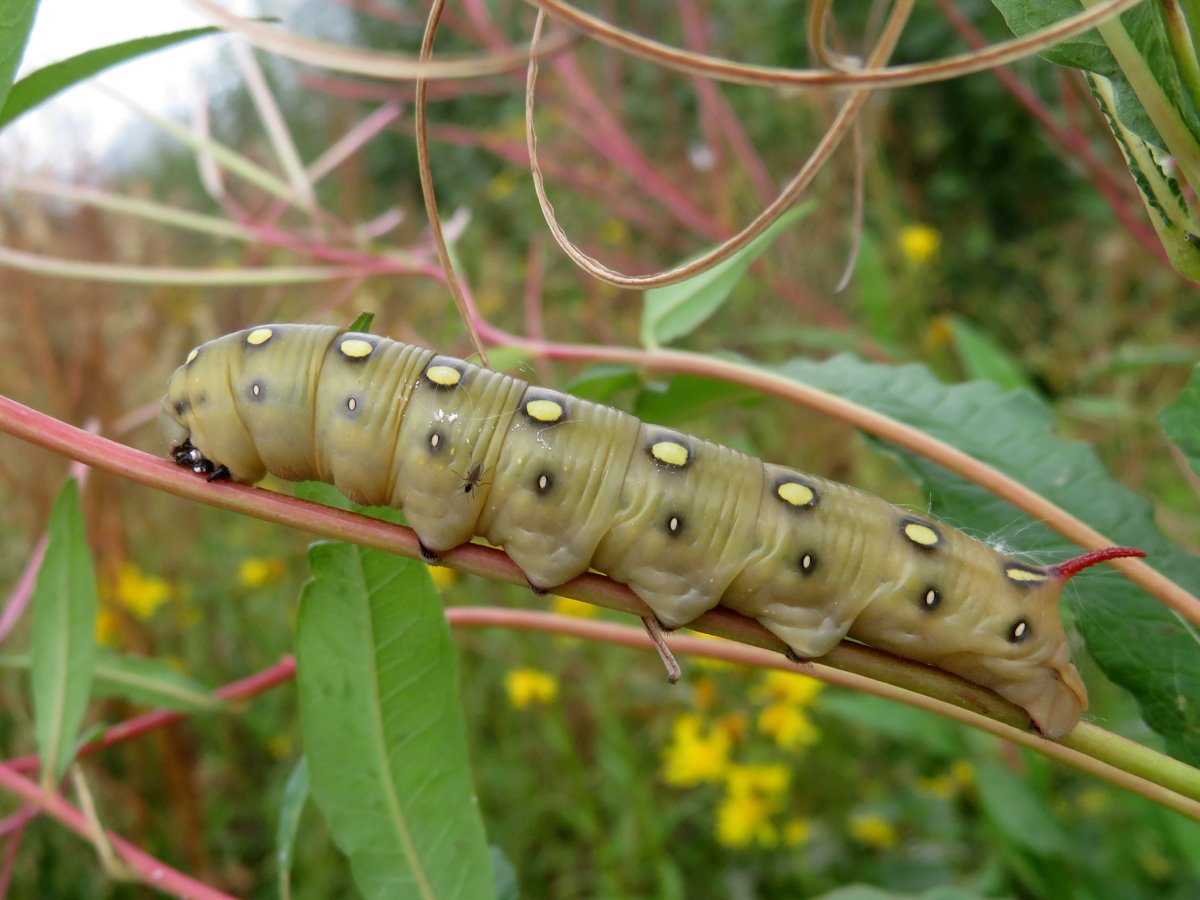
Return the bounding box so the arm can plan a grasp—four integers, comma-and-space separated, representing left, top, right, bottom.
159, 333, 269, 483
849, 542, 1144, 739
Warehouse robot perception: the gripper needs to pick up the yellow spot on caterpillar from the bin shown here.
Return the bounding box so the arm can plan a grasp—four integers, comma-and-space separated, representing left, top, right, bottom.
186, 348, 198, 364
246, 327, 274, 346
426, 364, 462, 386
1005, 566, 1047, 583
651, 441, 690, 467
525, 399, 564, 422
777, 481, 815, 508
903, 522, 940, 547
339, 338, 374, 358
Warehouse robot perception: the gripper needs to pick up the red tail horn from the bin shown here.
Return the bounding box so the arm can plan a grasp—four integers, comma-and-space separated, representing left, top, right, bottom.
1053, 546, 1146, 581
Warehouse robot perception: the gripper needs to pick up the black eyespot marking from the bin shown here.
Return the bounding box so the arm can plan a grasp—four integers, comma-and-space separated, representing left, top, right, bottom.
174, 399, 190, 416
535, 471, 553, 495
666, 513, 684, 536
798, 552, 817, 575
900, 517, 942, 550
247, 382, 266, 401
428, 430, 444, 453
1008, 619, 1031, 643
345, 396, 360, 416
920, 587, 941, 611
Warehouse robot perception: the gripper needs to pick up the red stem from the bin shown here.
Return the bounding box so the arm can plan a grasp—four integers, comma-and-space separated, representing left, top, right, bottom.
0, 764, 237, 900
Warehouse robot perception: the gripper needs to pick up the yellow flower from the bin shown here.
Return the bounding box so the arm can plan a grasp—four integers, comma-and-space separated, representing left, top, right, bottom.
601, 218, 629, 246
715, 764, 791, 849
757, 702, 821, 750
504, 668, 558, 709
108, 563, 172, 620
951, 760, 975, 790
429, 566, 457, 592
717, 789, 778, 848
899, 223, 941, 264
237, 557, 285, 589
692, 676, 717, 711
725, 763, 790, 801
782, 820, 811, 849
551, 596, 596, 618
661, 714, 731, 787
848, 812, 899, 849
486, 170, 517, 202
753, 671, 823, 708
266, 734, 292, 759
95, 606, 120, 647
915, 775, 955, 800
783, 817, 812, 847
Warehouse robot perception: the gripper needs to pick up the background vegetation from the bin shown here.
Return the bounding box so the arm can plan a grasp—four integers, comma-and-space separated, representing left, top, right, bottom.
1, 0, 1199, 897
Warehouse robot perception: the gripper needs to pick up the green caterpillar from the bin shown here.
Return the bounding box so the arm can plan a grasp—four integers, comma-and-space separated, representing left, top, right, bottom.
160, 323, 1143, 738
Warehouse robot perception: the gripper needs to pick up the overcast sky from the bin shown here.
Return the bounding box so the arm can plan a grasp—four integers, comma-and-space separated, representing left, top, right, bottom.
1, 2, 227, 174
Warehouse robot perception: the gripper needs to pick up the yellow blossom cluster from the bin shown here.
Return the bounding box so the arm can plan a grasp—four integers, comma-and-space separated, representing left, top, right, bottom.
848, 812, 899, 849
753, 671, 823, 751
97, 563, 175, 645
237, 557, 286, 589
661, 714, 733, 788
717, 764, 793, 848
660, 669, 826, 849
504, 667, 558, 709
898, 223, 941, 265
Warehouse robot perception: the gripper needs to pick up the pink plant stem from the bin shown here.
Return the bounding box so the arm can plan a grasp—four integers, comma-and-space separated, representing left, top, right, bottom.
678, 0, 774, 204
0, 806, 34, 896
3, 658, 298, 776
0, 764, 237, 900
550, 53, 727, 238
0, 536, 45, 646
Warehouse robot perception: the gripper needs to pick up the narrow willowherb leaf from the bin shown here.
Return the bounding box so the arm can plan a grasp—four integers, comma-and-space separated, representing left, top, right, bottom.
640, 203, 812, 348
31, 479, 98, 791
276, 756, 310, 900
297, 537, 493, 899
0, 26, 226, 129
0, 0, 38, 117
92, 648, 223, 713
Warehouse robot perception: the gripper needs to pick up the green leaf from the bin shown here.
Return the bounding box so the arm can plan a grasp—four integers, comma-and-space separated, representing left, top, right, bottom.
31, 479, 98, 790
297, 542, 494, 900
818, 693, 963, 757
974, 763, 1069, 854
276, 756, 310, 900
0, 0, 38, 117
347, 312, 376, 334
852, 234, 899, 346
991, 0, 1200, 278
640, 203, 812, 348
489, 846, 519, 900
92, 648, 223, 713
633, 375, 758, 427
944, 316, 1034, 392
1159, 363, 1200, 476
772, 354, 1200, 762
0, 26, 228, 129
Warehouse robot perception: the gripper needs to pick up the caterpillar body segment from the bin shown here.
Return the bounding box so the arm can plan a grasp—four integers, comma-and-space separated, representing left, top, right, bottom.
162, 323, 1143, 738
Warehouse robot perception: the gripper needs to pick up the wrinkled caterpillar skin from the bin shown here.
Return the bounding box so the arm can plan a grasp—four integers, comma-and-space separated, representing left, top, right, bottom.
161, 324, 1088, 737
